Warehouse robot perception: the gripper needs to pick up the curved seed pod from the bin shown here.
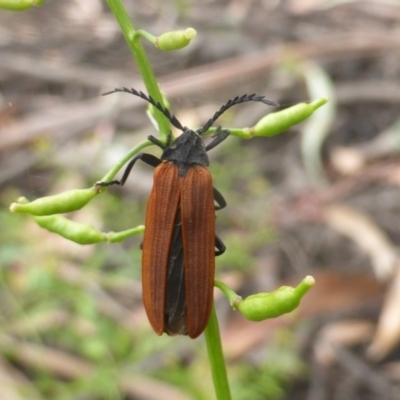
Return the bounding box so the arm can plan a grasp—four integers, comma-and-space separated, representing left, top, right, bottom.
0, 0, 44, 11
233, 276, 315, 321
34, 215, 107, 245
252, 98, 328, 137
10, 188, 98, 216
156, 28, 197, 51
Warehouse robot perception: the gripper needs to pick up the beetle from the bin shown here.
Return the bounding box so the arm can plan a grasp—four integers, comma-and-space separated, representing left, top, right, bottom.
97, 88, 276, 338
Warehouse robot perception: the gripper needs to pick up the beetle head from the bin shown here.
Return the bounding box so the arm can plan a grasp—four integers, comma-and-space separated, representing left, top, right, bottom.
161, 129, 209, 167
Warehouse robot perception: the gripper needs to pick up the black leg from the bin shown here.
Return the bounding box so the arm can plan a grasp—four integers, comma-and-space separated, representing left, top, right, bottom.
148, 135, 168, 149
95, 153, 162, 188
213, 187, 227, 211
215, 235, 226, 256
205, 127, 230, 152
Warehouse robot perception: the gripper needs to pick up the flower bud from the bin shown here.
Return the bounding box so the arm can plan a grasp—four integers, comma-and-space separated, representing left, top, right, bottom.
253, 98, 328, 137
156, 28, 197, 51
233, 276, 315, 321
10, 188, 98, 216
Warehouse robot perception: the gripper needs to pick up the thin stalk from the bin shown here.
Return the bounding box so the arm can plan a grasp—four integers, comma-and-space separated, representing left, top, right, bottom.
105, 0, 170, 139
204, 304, 232, 400
99, 140, 152, 182
203, 126, 252, 138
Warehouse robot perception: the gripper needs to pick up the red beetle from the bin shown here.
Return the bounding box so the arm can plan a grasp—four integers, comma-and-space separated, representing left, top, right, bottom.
98, 88, 276, 338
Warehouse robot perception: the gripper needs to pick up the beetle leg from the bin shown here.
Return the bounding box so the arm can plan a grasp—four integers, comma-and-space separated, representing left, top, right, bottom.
118, 153, 162, 185
148, 135, 167, 149
215, 235, 226, 256
205, 129, 230, 152
213, 187, 227, 210
95, 153, 162, 187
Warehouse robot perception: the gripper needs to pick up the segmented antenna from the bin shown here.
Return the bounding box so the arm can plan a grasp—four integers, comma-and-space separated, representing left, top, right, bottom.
103, 88, 278, 135
102, 87, 184, 131
197, 94, 278, 135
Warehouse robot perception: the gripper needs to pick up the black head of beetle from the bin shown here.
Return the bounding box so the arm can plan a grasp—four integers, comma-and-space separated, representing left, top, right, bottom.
161, 128, 209, 167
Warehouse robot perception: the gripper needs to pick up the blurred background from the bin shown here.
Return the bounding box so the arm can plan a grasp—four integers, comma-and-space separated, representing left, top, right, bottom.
1, 0, 400, 399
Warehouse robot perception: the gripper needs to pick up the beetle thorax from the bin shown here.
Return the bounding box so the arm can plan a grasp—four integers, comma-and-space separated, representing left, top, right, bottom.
161, 129, 209, 169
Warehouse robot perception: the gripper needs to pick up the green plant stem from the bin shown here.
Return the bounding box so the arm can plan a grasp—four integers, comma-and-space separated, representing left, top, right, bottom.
204, 303, 232, 400
100, 140, 152, 182
214, 280, 242, 306
105, 4, 232, 399
105, 0, 170, 139
136, 29, 157, 45
108, 225, 145, 243
204, 127, 250, 138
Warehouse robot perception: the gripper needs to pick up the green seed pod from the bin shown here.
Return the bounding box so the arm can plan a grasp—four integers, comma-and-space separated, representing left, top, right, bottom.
9, 188, 98, 216
34, 215, 107, 245
252, 98, 328, 137
156, 28, 197, 51
234, 276, 315, 321
0, 0, 44, 11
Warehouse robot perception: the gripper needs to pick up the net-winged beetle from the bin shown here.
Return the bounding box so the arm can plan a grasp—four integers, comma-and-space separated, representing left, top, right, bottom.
97, 88, 276, 338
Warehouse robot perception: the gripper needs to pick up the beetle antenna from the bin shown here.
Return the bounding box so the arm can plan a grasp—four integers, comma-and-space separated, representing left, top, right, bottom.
197, 94, 278, 135
103, 87, 184, 131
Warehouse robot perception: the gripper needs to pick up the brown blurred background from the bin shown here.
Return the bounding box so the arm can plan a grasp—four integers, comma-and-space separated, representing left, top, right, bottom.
1, 1, 400, 399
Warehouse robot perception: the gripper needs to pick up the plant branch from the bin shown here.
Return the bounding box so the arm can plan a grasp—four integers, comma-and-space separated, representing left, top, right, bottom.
204, 304, 232, 400
105, 0, 170, 139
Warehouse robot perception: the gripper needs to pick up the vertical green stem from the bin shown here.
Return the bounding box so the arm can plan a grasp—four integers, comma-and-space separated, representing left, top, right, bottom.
105, 0, 170, 139
104, 3, 232, 399
204, 303, 232, 400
